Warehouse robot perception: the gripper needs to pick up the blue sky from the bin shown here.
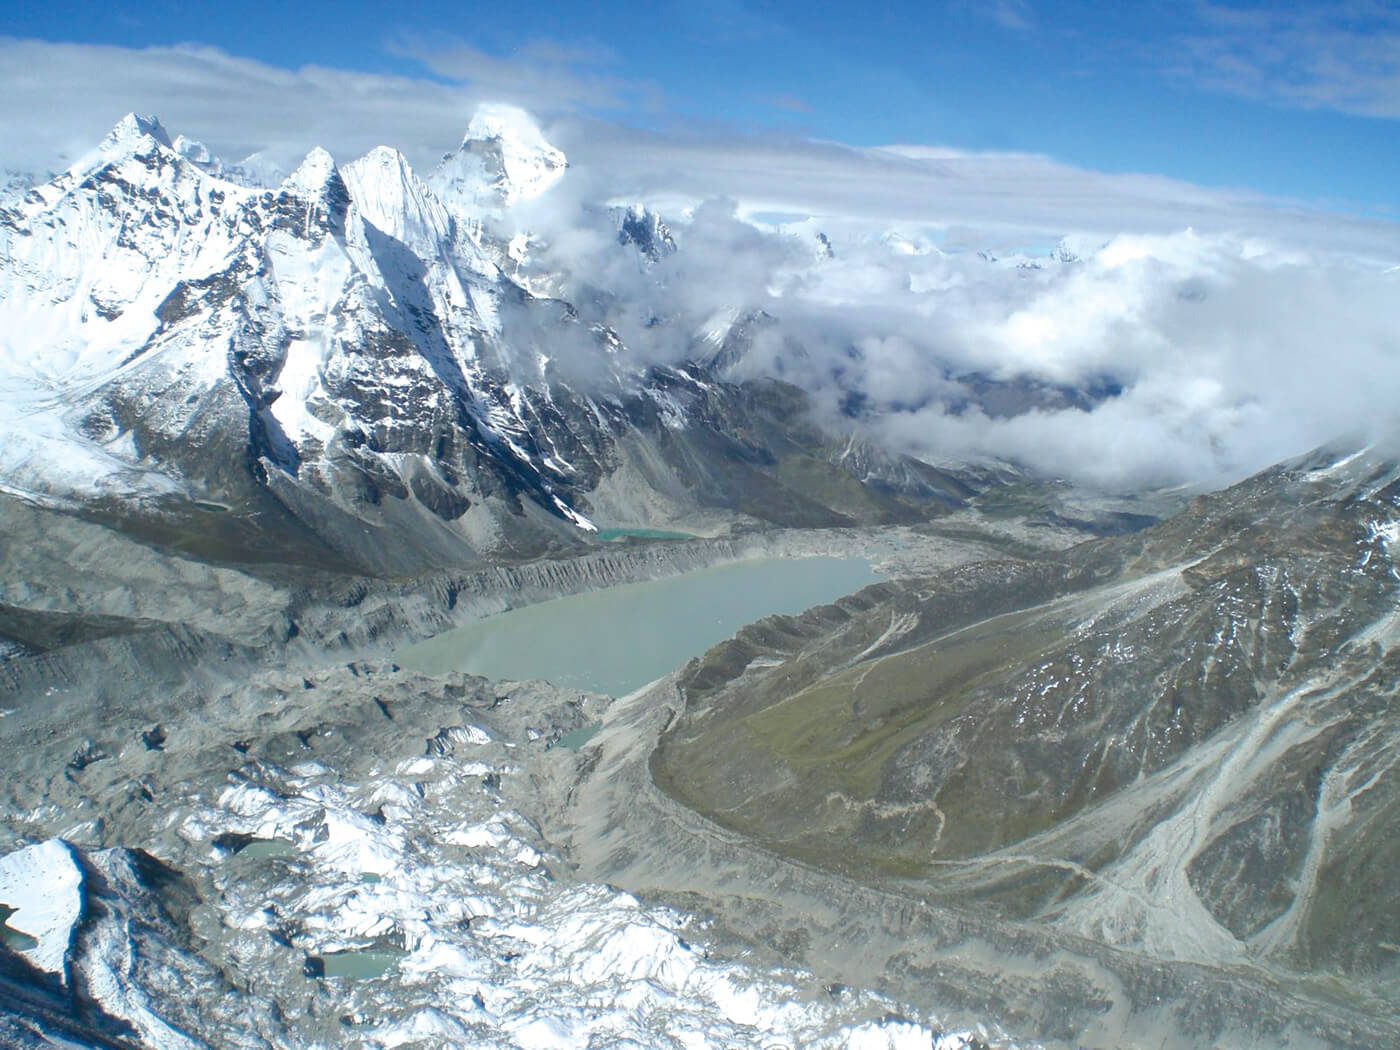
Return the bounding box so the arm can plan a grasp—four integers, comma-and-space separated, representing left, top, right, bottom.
4, 0, 1398, 215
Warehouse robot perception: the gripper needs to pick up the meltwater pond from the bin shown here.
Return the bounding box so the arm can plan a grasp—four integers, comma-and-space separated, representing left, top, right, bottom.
397, 556, 878, 696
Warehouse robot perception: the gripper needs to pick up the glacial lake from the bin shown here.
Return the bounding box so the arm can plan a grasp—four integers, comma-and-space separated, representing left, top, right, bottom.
396, 556, 878, 697
314, 948, 406, 980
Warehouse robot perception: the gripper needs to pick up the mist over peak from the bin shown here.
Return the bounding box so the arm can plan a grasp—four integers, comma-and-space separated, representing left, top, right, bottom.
503, 167, 1400, 490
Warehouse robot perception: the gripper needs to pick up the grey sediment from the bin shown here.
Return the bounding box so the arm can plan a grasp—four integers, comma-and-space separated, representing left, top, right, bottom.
533, 652, 1400, 1050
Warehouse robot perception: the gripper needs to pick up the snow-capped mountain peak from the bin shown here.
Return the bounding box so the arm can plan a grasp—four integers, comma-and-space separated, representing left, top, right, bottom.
42, 112, 183, 194
276, 147, 350, 236
464, 101, 557, 150
171, 133, 223, 173
616, 203, 677, 262
281, 146, 338, 196
0, 112, 256, 389
104, 112, 173, 153
342, 145, 452, 253
432, 103, 566, 210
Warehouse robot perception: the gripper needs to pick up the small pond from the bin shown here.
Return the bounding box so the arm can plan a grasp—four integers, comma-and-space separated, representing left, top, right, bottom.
217, 837, 298, 860
311, 948, 407, 979
555, 724, 603, 750
594, 527, 697, 542
0, 904, 38, 952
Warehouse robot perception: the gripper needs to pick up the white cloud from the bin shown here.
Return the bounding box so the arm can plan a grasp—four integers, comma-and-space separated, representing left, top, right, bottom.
552, 122, 1400, 264
989, 0, 1037, 33
952, 0, 1036, 33
1173, 2, 1400, 120
1, 37, 1394, 260
870, 234, 1400, 487
529, 199, 1400, 489
0, 37, 618, 181
387, 36, 661, 114
841, 235, 1400, 488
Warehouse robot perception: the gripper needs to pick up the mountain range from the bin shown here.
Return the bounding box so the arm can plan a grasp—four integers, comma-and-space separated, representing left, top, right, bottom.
0, 107, 981, 578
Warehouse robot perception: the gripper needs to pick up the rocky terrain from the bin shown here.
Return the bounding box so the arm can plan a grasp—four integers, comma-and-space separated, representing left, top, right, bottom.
3, 104, 1398, 1050
0, 659, 987, 1049
3, 443, 1398, 1047
0, 487, 1067, 1048
632, 444, 1400, 1046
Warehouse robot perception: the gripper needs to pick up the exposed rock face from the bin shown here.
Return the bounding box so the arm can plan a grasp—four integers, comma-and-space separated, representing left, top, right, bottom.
431, 103, 568, 210
616, 204, 677, 262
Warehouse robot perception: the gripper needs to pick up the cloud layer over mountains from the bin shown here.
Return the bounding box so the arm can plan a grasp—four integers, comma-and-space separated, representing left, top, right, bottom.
524, 197, 1399, 489
2, 38, 1397, 493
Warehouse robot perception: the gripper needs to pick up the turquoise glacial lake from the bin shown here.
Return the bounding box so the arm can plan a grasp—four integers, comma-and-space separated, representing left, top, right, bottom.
396, 556, 878, 696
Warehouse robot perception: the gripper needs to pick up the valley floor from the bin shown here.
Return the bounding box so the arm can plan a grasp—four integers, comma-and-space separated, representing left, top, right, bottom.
3, 480, 1398, 1048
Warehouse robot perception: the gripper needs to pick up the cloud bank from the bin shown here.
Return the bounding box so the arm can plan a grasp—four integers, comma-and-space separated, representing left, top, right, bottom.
523, 197, 1400, 490
0, 36, 1393, 259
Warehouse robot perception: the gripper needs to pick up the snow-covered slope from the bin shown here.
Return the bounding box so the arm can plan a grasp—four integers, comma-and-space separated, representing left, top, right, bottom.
0, 108, 970, 573
0, 114, 254, 386
0, 109, 614, 565
0, 840, 82, 976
